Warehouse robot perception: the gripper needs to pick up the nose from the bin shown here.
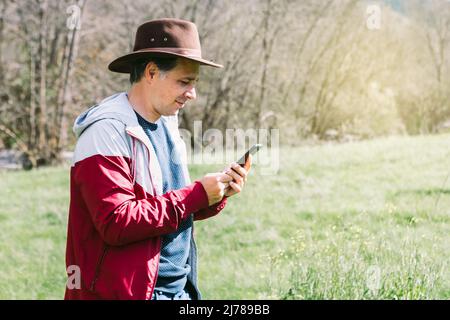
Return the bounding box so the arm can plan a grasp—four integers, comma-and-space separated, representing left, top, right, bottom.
185, 86, 197, 100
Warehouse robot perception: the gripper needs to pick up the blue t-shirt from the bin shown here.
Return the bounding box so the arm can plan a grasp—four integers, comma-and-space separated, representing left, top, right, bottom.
135, 111, 193, 295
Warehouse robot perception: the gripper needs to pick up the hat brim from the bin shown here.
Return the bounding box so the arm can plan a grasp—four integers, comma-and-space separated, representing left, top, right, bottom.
108, 50, 223, 73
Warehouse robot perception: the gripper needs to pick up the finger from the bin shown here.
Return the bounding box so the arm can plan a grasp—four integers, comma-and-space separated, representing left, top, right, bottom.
217, 183, 226, 197
224, 186, 235, 196
231, 162, 247, 177
229, 181, 242, 193
242, 154, 252, 172
246, 154, 253, 169
218, 181, 228, 190
230, 167, 247, 184
225, 168, 243, 185
221, 166, 231, 173
217, 173, 233, 183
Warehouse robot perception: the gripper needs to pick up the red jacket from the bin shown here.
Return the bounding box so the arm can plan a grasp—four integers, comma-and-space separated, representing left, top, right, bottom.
65, 93, 227, 299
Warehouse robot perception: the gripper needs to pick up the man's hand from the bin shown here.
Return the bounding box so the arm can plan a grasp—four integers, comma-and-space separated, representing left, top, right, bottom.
223, 155, 252, 197
200, 172, 233, 206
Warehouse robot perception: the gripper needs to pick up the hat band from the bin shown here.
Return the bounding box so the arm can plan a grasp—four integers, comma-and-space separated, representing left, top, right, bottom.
135, 47, 202, 57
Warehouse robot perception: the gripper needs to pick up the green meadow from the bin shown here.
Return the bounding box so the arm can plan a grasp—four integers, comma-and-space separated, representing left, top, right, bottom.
0, 134, 449, 299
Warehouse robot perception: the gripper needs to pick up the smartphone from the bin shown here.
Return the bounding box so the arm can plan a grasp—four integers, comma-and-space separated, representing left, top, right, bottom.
236, 144, 263, 168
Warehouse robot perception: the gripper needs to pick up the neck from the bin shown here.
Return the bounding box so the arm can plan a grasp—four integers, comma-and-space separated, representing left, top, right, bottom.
127, 83, 160, 123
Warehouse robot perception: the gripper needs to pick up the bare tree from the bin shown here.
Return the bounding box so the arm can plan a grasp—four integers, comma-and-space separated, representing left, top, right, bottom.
0, 0, 87, 168
1, 0, 450, 169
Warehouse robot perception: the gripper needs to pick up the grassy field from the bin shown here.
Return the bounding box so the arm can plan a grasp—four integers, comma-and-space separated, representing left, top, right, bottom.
0, 134, 449, 299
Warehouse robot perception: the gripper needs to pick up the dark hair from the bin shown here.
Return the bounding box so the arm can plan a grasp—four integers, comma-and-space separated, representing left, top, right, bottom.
129, 56, 179, 84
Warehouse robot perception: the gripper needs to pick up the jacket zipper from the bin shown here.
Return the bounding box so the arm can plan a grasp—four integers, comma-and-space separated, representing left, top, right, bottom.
125, 130, 160, 299
89, 244, 109, 292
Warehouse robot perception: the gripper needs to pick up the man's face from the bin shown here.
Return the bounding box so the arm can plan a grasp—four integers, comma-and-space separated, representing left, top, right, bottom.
148, 58, 200, 117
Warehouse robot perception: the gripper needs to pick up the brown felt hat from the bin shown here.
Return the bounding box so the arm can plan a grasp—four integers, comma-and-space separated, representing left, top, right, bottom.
108, 18, 223, 73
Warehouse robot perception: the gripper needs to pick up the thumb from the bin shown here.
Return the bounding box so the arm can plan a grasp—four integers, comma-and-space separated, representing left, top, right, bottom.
244, 154, 253, 172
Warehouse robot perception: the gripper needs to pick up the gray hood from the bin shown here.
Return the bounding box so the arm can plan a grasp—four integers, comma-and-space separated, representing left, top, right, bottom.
73, 92, 139, 139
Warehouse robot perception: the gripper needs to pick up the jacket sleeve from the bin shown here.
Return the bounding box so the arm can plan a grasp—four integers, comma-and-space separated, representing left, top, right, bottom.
73, 120, 211, 246
193, 196, 228, 221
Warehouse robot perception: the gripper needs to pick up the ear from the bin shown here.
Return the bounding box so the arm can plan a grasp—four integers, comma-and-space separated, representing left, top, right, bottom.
144, 62, 158, 82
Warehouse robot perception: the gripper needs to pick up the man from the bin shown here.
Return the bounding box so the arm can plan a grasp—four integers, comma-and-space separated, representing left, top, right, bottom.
65, 18, 249, 300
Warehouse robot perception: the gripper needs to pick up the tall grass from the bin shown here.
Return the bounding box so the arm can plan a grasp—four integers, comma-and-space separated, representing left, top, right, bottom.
192, 134, 450, 299
0, 133, 449, 299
